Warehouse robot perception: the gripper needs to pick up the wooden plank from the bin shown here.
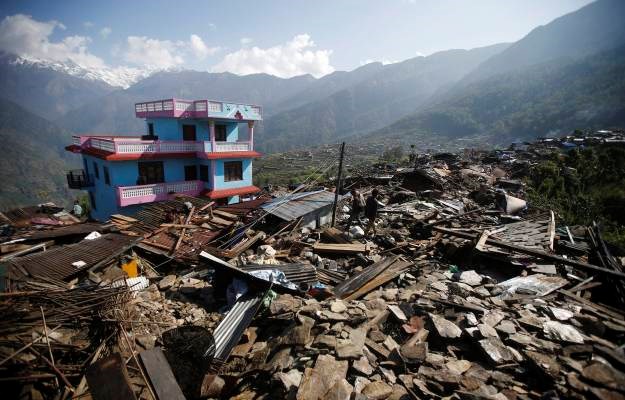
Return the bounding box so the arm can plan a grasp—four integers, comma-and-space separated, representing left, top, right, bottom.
321, 227, 352, 244
85, 353, 136, 400
334, 256, 399, 298
212, 209, 239, 221
208, 216, 233, 226
312, 242, 369, 255
161, 224, 200, 229
343, 259, 413, 301
111, 214, 138, 223
139, 348, 186, 400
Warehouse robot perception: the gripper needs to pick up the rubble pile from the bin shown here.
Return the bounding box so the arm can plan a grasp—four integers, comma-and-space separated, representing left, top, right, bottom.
1, 144, 625, 399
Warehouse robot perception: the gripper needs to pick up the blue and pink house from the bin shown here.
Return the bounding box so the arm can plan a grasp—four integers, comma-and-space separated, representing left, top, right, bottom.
65, 98, 262, 221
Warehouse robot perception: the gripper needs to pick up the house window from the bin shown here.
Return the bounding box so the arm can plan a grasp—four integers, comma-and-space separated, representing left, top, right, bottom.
200, 165, 209, 182
103, 166, 110, 185
137, 161, 164, 185
215, 124, 227, 141
183, 124, 197, 141
148, 123, 154, 136
184, 165, 198, 181
83, 159, 89, 175
93, 161, 99, 179
89, 191, 96, 211
224, 161, 243, 182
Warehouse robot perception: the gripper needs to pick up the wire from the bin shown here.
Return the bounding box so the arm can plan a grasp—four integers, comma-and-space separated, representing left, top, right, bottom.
215, 158, 339, 248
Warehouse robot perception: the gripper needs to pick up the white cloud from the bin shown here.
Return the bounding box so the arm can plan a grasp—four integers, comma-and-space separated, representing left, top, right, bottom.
240, 37, 253, 45
123, 36, 184, 68
190, 34, 219, 59
0, 14, 104, 69
100, 27, 112, 39
207, 23, 216, 31
123, 34, 219, 68
415, 51, 424, 57
83, 21, 94, 28
212, 34, 334, 78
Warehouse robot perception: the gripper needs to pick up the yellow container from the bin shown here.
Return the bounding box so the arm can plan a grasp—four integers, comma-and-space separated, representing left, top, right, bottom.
122, 258, 138, 278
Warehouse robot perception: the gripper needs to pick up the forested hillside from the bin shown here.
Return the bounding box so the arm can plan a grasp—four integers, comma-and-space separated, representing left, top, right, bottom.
364, 45, 625, 147
0, 99, 78, 209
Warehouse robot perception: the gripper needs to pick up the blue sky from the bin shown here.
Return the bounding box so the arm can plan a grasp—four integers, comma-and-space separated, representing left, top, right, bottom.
0, 0, 593, 79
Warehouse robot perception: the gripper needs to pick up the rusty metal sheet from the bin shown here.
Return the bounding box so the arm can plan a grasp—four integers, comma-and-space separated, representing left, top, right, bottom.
8, 233, 136, 281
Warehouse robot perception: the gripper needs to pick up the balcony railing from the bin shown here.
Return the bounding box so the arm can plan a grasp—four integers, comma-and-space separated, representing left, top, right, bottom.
117, 180, 203, 207
72, 136, 253, 156
66, 170, 94, 189
134, 98, 262, 120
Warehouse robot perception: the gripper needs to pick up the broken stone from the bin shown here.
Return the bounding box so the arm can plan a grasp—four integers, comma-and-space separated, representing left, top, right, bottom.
362, 381, 393, 400
446, 359, 472, 375
482, 310, 505, 327
336, 328, 366, 359
549, 306, 575, 321
296, 355, 348, 400
352, 356, 373, 376
277, 369, 302, 392
399, 342, 427, 364
354, 377, 371, 394
543, 321, 585, 344
582, 363, 625, 390
459, 270, 482, 286
330, 300, 348, 313
271, 294, 303, 315
429, 313, 462, 338
322, 378, 353, 400
158, 274, 176, 290
478, 323, 499, 338
479, 337, 515, 364
495, 320, 516, 335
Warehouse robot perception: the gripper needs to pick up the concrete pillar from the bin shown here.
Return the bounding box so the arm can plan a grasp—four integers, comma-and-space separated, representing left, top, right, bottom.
248, 121, 255, 150
209, 120, 216, 153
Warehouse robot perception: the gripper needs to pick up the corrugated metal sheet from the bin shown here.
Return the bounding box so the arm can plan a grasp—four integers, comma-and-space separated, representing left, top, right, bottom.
8, 233, 136, 281
240, 263, 318, 285
212, 291, 264, 362
24, 222, 109, 241
260, 190, 339, 222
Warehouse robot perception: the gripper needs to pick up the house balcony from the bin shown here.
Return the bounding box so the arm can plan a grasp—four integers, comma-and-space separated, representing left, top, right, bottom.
117, 180, 203, 207
66, 170, 94, 189
68, 136, 258, 160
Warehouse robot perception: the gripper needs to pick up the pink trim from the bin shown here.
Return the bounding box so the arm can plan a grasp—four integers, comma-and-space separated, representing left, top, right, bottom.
117, 180, 203, 207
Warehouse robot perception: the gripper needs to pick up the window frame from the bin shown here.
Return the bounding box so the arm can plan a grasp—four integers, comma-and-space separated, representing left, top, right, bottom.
182, 124, 197, 141
199, 165, 209, 182
93, 161, 99, 179
224, 161, 243, 182
184, 165, 198, 181
103, 166, 110, 185
215, 124, 227, 141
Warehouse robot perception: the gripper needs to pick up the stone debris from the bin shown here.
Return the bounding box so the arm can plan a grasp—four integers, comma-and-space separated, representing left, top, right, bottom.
2, 145, 625, 400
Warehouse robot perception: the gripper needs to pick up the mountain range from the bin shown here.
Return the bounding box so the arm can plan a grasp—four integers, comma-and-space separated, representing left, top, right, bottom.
0, 0, 624, 209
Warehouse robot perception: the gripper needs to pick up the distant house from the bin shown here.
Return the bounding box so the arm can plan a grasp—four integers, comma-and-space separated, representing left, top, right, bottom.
65, 98, 262, 220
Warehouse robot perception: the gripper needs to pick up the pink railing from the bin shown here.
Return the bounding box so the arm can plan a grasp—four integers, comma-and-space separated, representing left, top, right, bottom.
117, 180, 203, 207
73, 136, 254, 155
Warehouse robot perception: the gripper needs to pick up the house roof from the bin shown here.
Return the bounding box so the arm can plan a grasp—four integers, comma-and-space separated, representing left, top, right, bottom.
260, 190, 339, 222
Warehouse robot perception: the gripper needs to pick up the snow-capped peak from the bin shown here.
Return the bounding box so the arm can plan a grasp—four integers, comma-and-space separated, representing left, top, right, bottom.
10, 56, 164, 89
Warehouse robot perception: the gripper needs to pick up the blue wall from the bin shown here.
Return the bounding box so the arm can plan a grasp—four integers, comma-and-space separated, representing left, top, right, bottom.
146, 118, 242, 142
83, 155, 120, 221
213, 158, 252, 190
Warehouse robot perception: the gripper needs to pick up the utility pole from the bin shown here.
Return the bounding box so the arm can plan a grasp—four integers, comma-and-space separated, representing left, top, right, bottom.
331, 142, 346, 227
